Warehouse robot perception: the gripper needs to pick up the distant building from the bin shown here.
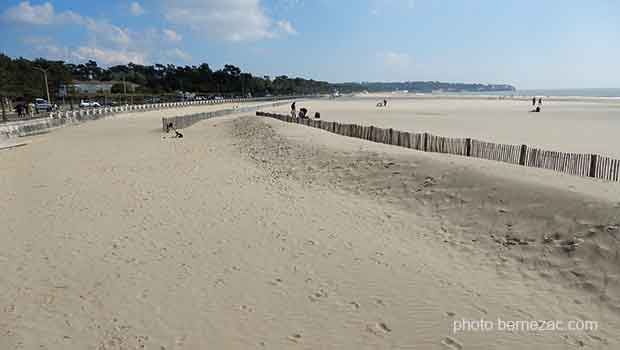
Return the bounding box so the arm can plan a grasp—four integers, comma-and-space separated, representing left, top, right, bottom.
176, 91, 196, 100
59, 80, 139, 95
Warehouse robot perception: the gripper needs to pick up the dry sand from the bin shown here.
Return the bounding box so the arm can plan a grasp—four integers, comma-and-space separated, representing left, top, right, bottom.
267, 97, 620, 159
1, 102, 620, 349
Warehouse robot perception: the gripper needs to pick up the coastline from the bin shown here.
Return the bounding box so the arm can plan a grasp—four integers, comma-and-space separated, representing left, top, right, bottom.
354, 92, 620, 103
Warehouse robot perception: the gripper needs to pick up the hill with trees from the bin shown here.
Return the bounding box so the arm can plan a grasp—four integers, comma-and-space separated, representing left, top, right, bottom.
333, 81, 516, 93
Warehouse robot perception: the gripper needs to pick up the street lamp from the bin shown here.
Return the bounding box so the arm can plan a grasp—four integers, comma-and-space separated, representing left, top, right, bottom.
34, 67, 51, 104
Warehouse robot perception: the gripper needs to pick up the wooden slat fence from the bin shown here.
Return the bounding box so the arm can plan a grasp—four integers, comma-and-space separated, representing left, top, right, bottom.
471, 140, 521, 164
255, 111, 620, 183
524, 148, 593, 177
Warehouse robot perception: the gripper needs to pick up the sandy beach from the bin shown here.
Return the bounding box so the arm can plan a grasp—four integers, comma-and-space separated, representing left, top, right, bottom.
267, 96, 620, 159
2, 101, 620, 349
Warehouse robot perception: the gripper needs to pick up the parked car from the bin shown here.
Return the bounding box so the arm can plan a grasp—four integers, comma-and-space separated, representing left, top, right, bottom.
34, 98, 55, 113
80, 100, 101, 108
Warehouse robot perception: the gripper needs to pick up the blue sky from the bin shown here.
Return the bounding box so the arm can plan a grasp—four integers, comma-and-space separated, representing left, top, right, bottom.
1, 0, 619, 89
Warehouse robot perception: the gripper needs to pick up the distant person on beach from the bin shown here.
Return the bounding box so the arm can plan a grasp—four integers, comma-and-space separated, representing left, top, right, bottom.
538, 97, 542, 105
291, 101, 296, 117
16, 103, 24, 118
532, 97, 536, 106
165, 122, 183, 138
384, 99, 388, 107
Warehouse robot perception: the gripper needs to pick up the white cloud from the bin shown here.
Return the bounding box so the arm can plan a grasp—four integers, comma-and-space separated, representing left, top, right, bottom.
2, 1, 130, 48
378, 51, 413, 70
163, 28, 182, 42
129, 2, 145, 16
168, 48, 192, 61
56, 10, 84, 24
276, 20, 297, 35
24, 36, 144, 65
164, 0, 294, 42
83, 18, 131, 46
2, 1, 60, 25
1, 1, 84, 25
5, 0, 293, 66
2, 1, 132, 51
72, 46, 146, 65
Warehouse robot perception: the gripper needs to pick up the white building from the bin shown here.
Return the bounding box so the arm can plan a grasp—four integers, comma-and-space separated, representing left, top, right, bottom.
60, 80, 139, 95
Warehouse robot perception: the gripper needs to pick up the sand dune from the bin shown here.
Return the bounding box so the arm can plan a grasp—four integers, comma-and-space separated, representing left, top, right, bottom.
1, 104, 619, 349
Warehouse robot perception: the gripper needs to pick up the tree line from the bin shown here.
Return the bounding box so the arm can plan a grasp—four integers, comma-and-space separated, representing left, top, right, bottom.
0, 53, 334, 100
0, 53, 517, 102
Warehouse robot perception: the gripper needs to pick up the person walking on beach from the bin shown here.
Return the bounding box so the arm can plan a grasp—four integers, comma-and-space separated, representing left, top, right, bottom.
532, 97, 536, 106
538, 97, 542, 106
16, 103, 24, 118
291, 101, 296, 118
26, 102, 33, 118
384, 99, 388, 107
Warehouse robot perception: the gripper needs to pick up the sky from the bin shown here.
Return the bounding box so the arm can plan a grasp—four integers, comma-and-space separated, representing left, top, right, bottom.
1, 0, 619, 89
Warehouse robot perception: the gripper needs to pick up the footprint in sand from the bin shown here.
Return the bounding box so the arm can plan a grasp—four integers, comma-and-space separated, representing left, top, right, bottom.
308, 289, 328, 302
441, 336, 463, 350
366, 322, 391, 337
214, 278, 225, 287
472, 304, 488, 315
239, 304, 254, 312
288, 333, 302, 343
588, 334, 607, 344
268, 278, 283, 286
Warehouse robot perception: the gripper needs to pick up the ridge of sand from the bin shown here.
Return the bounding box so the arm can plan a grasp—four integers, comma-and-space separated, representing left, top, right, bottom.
233, 115, 620, 304
1, 107, 619, 349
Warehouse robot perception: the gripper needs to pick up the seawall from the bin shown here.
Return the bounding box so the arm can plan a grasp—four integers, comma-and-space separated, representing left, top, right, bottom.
1, 97, 301, 140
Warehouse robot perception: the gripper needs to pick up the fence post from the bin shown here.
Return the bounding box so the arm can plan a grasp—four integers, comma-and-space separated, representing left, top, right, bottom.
0, 96, 6, 122
589, 154, 598, 178
465, 138, 472, 157
423, 132, 429, 152
519, 144, 528, 165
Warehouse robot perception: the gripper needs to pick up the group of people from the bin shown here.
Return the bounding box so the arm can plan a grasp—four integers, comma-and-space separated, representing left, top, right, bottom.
530, 97, 543, 113
14, 102, 34, 118
291, 101, 320, 119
